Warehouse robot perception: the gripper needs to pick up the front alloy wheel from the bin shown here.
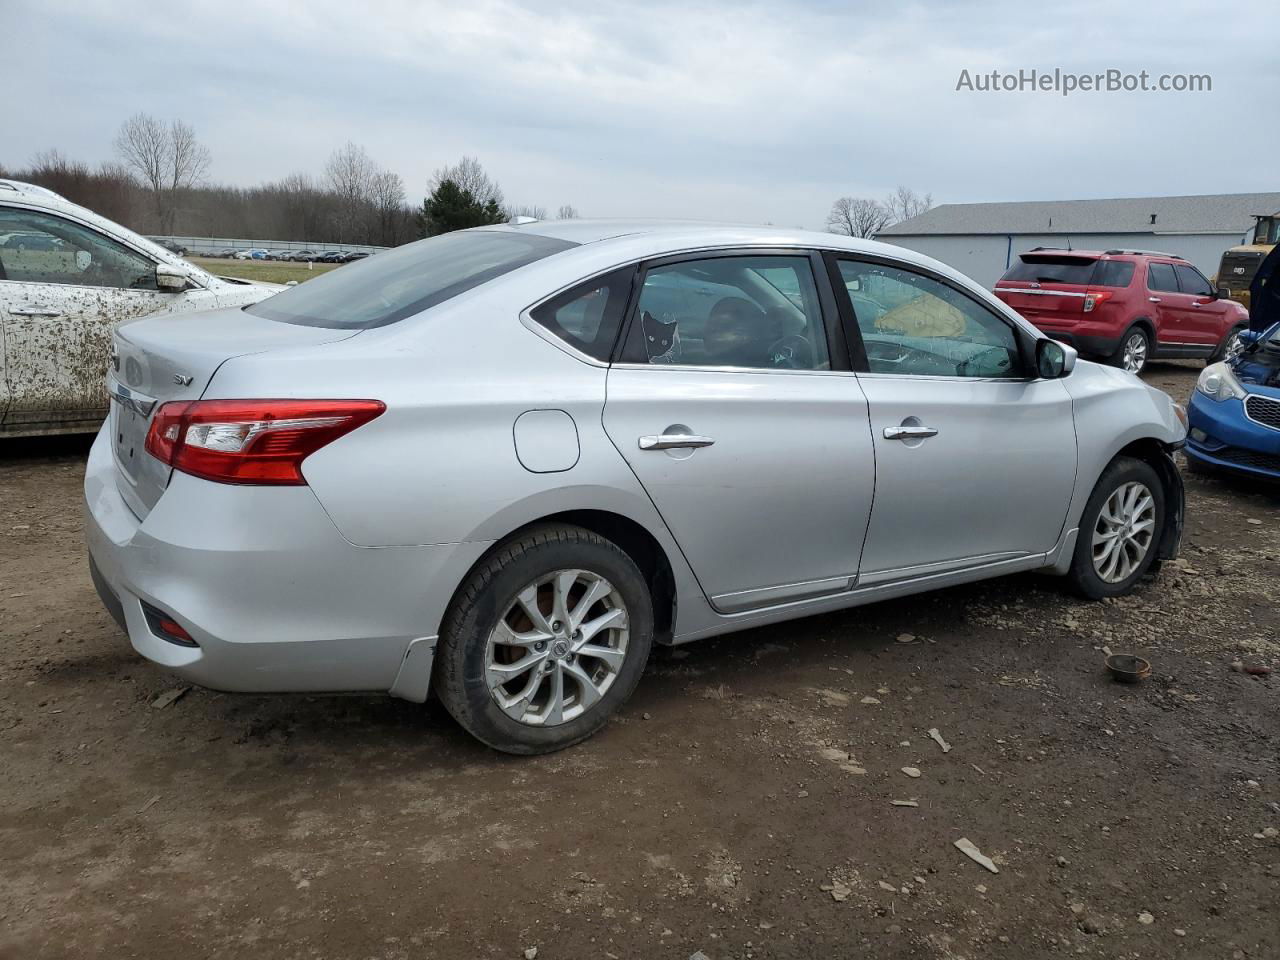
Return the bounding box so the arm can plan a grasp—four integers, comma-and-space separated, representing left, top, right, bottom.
1068, 456, 1166, 599
485, 569, 629, 726
1090, 481, 1156, 583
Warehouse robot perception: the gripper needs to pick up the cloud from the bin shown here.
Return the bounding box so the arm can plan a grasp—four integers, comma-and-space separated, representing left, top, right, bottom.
3, 0, 1276, 228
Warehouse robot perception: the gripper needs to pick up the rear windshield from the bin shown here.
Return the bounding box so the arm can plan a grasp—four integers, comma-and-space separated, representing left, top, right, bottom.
1001, 256, 1098, 285
247, 230, 578, 329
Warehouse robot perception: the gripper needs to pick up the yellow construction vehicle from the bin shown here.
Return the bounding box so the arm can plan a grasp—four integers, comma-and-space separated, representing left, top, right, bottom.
1216, 213, 1280, 310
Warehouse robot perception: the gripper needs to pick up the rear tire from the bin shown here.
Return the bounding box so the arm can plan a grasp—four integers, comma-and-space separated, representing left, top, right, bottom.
1110, 327, 1151, 375
434, 524, 653, 755
1068, 457, 1165, 600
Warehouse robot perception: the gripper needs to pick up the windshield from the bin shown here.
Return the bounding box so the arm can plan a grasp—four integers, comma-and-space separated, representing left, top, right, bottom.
1001, 255, 1098, 285
247, 230, 578, 329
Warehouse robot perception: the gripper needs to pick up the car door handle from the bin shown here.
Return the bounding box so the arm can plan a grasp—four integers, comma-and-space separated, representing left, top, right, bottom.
638, 433, 715, 451
10, 306, 62, 316
884, 425, 939, 440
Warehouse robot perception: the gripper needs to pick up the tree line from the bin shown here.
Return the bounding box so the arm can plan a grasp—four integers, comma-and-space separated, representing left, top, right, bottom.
826, 186, 934, 238
2, 111, 933, 245
0, 113, 579, 247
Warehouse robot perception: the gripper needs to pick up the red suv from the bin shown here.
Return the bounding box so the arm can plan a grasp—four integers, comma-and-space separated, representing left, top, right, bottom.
993, 249, 1249, 374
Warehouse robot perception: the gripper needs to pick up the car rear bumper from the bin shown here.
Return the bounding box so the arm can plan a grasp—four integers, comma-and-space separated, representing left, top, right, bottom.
1186, 391, 1280, 479
83, 425, 490, 700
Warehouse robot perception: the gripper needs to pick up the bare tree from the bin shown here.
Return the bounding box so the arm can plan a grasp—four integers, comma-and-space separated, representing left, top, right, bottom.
507, 204, 547, 221
113, 113, 210, 233
883, 186, 933, 225
430, 156, 503, 209
168, 120, 211, 196
826, 196, 890, 239
325, 142, 377, 241
556, 204, 579, 219
371, 169, 408, 246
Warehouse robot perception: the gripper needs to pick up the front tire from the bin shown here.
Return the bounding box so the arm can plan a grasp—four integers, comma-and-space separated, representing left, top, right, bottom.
1110, 327, 1151, 375
1208, 325, 1246, 364
434, 524, 654, 754
1068, 457, 1165, 600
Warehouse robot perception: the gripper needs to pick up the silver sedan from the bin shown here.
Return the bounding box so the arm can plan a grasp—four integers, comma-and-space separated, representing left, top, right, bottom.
85, 220, 1187, 753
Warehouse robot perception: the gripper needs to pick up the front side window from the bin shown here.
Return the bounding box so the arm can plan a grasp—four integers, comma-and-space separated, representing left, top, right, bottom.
627, 255, 830, 371
0, 206, 157, 290
529, 267, 634, 361
1146, 262, 1179, 292
836, 259, 1022, 378
1174, 264, 1213, 296
248, 230, 578, 329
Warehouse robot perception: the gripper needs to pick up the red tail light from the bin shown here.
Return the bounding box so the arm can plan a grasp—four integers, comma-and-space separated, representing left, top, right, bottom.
145, 399, 385, 485
1083, 291, 1114, 312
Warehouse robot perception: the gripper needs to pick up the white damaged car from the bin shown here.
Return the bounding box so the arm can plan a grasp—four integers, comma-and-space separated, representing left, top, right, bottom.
0, 179, 282, 438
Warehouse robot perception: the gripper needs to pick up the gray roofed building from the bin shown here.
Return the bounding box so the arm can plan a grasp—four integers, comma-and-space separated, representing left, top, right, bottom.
877, 192, 1280, 287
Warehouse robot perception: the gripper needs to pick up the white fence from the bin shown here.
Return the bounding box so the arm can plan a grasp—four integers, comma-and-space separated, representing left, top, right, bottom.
147, 235, 390, 257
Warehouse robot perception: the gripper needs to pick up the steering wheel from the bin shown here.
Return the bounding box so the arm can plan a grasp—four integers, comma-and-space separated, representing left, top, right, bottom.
767, 333, 814, 369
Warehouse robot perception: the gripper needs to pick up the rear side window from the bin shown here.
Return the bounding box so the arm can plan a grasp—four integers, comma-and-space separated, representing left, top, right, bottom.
1001, 256, 1097, 285
1174, 264, 1213, 296
1093, 260, 1135, 287
1147, 262, 1179, 292
247, 230, 577, 329
530, 267, 634, 361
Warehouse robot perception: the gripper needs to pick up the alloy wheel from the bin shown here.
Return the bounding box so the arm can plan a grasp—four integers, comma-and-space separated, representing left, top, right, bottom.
484, 569, 629, 726
1225, 331, 1245, 360
1122, 332, 1148, 374
1091, 481, 1156, 583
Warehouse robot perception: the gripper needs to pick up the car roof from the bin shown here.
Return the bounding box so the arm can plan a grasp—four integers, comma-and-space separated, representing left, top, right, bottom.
489, 217, 962, 264
1017, 247, 1186, 262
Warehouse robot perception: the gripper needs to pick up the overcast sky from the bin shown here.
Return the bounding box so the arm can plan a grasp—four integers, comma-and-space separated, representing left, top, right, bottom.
4, 0, 1277, 229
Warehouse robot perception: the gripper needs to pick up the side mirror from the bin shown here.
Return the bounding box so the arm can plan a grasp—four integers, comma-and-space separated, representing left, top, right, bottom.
156, 263, 191, 291
1036, 338, 1076, 378
1215, 286, 1231, 301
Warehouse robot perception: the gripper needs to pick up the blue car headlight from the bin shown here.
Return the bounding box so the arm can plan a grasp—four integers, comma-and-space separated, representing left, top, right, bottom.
1196, 362, 1247, 402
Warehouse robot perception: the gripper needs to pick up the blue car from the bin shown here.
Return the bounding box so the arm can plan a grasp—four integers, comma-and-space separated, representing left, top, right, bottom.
1186, 245, 1280, 479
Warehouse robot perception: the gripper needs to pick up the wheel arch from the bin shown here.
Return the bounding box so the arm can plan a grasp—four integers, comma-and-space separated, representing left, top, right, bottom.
1126, 316, 1156, 340
1109, 438, 1185, 562
448, 508, 679, 645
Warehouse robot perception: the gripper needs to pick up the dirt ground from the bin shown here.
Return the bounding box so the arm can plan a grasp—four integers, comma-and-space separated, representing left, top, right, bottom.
2, 362, 1277, 960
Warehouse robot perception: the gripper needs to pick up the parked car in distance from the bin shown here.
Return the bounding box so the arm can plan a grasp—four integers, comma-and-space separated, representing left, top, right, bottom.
1186, 246, 1280, 479
214, 248, 238, 259
993, 248, 1248, 375
0, 178, 282, 439
85, 221, 1187, 754
156, 239, 188, 256
343, 251, 370, 263
287, 249, 318, 262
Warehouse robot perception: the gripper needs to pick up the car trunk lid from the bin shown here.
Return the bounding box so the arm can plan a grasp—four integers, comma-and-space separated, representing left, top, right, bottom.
109, 306, 357, 517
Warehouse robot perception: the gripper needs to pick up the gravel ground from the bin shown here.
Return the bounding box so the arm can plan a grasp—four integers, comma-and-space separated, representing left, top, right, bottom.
1, 362, 1277, 959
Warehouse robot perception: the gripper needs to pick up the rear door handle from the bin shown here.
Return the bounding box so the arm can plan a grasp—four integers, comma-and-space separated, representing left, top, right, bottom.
884, 425, 939, 440
639, 433, 715, 451
1148, 297, 1162, 303
10, 306, 62, 317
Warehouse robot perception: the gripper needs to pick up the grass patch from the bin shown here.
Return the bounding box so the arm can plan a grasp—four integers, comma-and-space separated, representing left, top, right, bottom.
190, 257, 341, 285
